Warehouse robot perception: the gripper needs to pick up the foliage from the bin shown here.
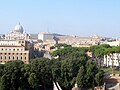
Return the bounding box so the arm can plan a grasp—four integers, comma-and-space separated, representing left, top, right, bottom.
28, 58, 53, 89
52, 47, 88, 58
0, 45, 107, 90
95, 70, 104, 86
0, 61, 25, 90
76, 60, 104, 89
89, 44, 111, 57
76, 66, 85, 89
55, 43, 71, 49
0, 59, 53, 90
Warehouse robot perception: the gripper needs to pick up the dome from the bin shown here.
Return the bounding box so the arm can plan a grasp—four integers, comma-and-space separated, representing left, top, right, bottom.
14, 22, 23, 33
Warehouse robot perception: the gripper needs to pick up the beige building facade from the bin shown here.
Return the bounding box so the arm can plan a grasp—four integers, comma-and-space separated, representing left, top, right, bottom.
0, 40, 30, 64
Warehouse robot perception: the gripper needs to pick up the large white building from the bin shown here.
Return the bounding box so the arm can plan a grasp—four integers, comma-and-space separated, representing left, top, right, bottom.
38, 32, 54, 42
106, 41, 120, 46
5, 22, 30, 40
104, 53, 120, 67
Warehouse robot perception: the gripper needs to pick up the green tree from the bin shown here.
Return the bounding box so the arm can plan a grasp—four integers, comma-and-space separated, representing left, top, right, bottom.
28, 58, 53, 90
0, 64, 4, 89
52, 47, 88, 59
0, 61, 25, 90
76, 66, 85, 89
89, 44, 111, 67
51, 60, 61, 82
85, 60, 98, 88
95, 70, 104, 88
55, 44, 71, 49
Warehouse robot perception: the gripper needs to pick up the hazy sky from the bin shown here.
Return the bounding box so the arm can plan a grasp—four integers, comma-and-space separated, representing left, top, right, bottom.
0, 0, 120, 37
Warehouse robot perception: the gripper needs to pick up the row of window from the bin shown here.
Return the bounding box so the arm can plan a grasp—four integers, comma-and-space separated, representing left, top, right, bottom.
19, 41, 25, 43
0, 56, 27, 60
107, 61, 118, 64
0, 48, 24, 51
0, 53, 27, 55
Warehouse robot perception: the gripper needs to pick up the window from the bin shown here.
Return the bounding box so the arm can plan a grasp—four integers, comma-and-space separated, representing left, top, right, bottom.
25, 57, 26, 60
21, 57, 22, 60
17, 57, 18, 60
1, 49, 3, 51
17, 49, 19, 51
13, 57, 14, 60
5, 53, 6, 55
5, 56, 6, 59
9, 56, 10, 60
13, 49, 15, 51
9, 53, 10, 55
1, 56, 2, 59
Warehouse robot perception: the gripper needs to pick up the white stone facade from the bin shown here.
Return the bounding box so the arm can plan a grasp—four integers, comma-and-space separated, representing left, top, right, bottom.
5, 23, 30, 40
106, 41, 120, 46
38, 32, 54, 41
0, 40, 25, 46
104, 53, 120, 67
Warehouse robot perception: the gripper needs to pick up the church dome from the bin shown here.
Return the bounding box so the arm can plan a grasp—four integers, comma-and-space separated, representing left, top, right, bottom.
14, 22, 23, 33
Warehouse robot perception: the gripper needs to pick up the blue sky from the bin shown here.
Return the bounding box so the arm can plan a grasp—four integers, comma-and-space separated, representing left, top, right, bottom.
0, 0, 120, 37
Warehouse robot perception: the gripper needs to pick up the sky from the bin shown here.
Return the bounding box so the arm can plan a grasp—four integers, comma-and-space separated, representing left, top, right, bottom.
0, 0, 120, 37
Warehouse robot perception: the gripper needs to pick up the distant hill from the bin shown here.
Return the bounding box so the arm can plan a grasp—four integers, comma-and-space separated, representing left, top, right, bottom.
53, 33, 65, 36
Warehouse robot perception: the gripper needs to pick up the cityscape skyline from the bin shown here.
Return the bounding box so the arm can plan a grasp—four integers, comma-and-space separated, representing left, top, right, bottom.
0, 0, 120, 37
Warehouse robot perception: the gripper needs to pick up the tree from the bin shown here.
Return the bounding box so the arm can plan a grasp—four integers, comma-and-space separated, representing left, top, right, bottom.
28, 73, 39, 89
76, 66, 85, 89
0, 64, 4, 89
52, 47, 88, 59
0, 61, 25, 90
85, 60, 98, 88
95, 70, 104, 88
54, 44, 71, 49
89, 44, 111, 67
51, 60, 61, 82
28, 58, 53, 90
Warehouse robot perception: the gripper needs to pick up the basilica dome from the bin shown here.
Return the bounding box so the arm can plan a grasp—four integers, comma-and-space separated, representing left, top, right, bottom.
14, 22, 23, 33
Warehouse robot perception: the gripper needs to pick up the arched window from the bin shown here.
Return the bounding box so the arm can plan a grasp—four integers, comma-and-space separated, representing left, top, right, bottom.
5, 56, 6, 59
21, 57, 22, 60
17, 57, 18, 60
13, 56, 14, 60
9, 56, 10, 60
